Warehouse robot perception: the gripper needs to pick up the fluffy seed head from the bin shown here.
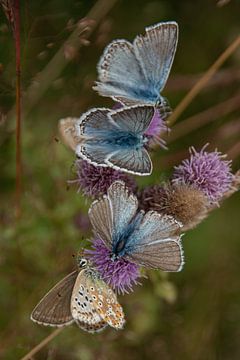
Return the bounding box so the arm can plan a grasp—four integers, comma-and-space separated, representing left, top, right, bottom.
139, 183, 210, 231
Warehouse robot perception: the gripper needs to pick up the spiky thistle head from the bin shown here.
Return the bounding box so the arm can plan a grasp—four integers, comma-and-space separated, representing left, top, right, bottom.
69, 159, 137, 197
172, 145, 233, 202
85, 238, 142, 294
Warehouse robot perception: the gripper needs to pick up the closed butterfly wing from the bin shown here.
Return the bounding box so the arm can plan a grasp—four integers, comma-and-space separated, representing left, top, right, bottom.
75, 319, 107, 333
31, 271, 78, 327
94, 22, 178, 106
71, 269, 124, 331
92, 276, 125, 329
125, 211, 184, 271
93, 39, 146, 104
134, 22, 178, 96
88, 181, 138, 249
71, 269, 108, 333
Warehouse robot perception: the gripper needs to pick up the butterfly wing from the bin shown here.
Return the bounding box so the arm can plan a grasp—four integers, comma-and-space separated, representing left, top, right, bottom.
93, 39, 147, 104
79, 108, 118, 137
88, 181, 138, 249
94, 22, 178, 105
107, 106, 153, 174
31, 271, 78, 327
77, 106, 153, 174
76, 108, 119, 166
92, 276, 125, 329
109, 105, 154, 133
71, 269, 124, 331
134, 22, 178, 94
125, 211, 184, 271
88, 196, 113, 248
106, 147, 152, 175
75, 319, 107, 333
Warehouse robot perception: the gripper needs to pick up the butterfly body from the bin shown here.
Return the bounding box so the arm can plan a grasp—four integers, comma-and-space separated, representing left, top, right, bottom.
84, 129, 147, 150
89, 181, 184, 271
31, 258, 125, 333
112, 211, 144, 258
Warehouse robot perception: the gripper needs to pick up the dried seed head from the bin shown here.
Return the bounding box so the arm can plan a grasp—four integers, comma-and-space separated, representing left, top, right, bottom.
139, 183, 210, 231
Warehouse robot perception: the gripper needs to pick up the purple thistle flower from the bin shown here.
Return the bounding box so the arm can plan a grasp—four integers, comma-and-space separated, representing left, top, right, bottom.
145, 108, 167, 138
69, 160, 137, 197
85, 238, 141, 294
172, 144, 233, 202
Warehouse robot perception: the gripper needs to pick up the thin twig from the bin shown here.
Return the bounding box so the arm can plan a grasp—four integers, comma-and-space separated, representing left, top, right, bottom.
14, 0, 21, 218
168, 93, 240, 143
167, 35, 240, 126
20, 328, 64, 360
167, 68, 240, 92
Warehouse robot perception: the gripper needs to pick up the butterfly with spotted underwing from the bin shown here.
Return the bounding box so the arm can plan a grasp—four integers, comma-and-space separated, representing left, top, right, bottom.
31, 257, 125, 333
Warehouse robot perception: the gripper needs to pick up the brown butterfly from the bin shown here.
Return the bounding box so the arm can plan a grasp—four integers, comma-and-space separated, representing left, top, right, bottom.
31, 258, 125, 333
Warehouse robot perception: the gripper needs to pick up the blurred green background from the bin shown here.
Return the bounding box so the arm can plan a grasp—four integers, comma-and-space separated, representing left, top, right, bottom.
0, 0, 240, 359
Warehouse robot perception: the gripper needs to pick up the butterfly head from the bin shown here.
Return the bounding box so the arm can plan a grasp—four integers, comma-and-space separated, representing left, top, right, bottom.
77, 257, 89, 269
156, 97, 172, 119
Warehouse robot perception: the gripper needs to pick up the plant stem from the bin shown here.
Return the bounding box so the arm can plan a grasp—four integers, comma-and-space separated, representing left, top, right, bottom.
20, 328, 64, 360
168, 93, 240, 143
14, 0, 21, 218
168, 35, 240, 126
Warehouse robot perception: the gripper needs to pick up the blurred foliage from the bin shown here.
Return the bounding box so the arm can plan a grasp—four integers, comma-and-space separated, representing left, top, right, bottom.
0, 0, 240, 359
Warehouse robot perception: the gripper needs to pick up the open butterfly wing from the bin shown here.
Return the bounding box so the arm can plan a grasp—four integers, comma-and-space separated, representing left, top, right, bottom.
76, 108, 120, 166
77, 143, 112, 167
127, 240, 184, 271
88, 196, 113, 248
79, 108, 118, 137
88, 181, 138, 249
31, 271, 78, 326
106, 147, 152, 176
104, 181, 139, 248
134, 22, 178, 93
109, 105, 154, 134
125, 211, 184, 271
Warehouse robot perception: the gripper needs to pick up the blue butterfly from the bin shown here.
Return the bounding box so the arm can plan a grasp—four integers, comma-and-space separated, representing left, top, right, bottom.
89, 181, 184, 271
59, 105, 163, 176
93, 22, 178, 110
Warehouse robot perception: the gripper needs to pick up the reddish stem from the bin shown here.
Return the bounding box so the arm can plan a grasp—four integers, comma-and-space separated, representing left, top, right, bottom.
14, 0, 21, 218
